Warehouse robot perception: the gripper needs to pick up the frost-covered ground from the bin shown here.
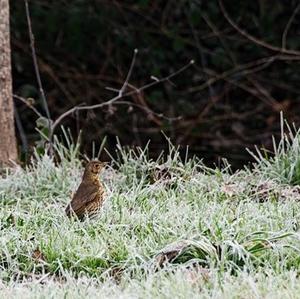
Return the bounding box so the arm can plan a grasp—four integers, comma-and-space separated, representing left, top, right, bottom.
1, 130, 300, 298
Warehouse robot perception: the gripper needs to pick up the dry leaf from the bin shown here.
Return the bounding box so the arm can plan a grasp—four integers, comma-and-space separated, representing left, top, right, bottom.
154, 241, 189, 267
221, 184, 238, 197
32, 248, 46, 262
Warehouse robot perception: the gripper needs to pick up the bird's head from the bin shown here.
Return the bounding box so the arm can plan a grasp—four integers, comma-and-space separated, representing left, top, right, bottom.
84, 160, 107, 177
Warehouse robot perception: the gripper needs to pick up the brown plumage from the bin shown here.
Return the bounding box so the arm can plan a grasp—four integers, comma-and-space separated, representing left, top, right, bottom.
65, 160, 106, 220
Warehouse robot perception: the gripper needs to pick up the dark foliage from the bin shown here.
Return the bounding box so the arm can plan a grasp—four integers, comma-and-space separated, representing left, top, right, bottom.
11, 0, 300, 167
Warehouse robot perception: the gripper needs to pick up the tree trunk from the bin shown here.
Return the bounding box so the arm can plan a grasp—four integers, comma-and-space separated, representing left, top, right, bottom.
0, 0, 18, 167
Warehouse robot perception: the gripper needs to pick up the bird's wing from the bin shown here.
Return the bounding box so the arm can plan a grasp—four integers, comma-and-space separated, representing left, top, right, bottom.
66, 182, 99, 216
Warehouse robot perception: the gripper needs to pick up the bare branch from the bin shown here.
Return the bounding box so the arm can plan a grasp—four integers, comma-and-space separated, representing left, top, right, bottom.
13, 94, 44, 118
14, 103, 28, 153
113, 101, 182, 122
105, 87, 120, 93
51, 60, 194, 133
218, 0, 300, 56
188, 54, 300, 94
282, 3, 300, 50
132, 60, 195, 94
119, 48, 138, 96
18, 10, 194, 148
24, 0, 51, 120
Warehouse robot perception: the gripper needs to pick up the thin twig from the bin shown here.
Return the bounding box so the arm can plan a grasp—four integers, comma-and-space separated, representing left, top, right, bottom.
201, 12, 236, 65
131, 60, 194, 94
50, 48, 142, 135
188, 54, 300, 93
14, 103, 28, 153
184, 6, 218, 102
24, 0, 53, 154
119, 48, 138, 96
219, 0, 300, 56
125, 81, 181, 122
120, 83, 163, 126
115, 101, 182, 121
51, 60, 194, 133
247, 77, 280, 108
13, 94, 44, 118
24, 0, 51, 120
281, 3, 300, 50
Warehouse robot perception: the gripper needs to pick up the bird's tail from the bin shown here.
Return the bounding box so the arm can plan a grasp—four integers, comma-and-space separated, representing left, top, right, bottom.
65, 204, 83, 220
65, 204, 71, 217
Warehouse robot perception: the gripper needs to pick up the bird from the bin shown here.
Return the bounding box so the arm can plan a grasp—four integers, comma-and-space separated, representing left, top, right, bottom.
65, 160, 106, 220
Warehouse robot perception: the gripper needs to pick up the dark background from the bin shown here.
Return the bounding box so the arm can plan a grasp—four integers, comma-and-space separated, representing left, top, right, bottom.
10, 0, 300, 168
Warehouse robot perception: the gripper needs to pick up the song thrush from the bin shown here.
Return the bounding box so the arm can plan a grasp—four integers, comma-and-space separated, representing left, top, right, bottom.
65, 160, 106, 220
